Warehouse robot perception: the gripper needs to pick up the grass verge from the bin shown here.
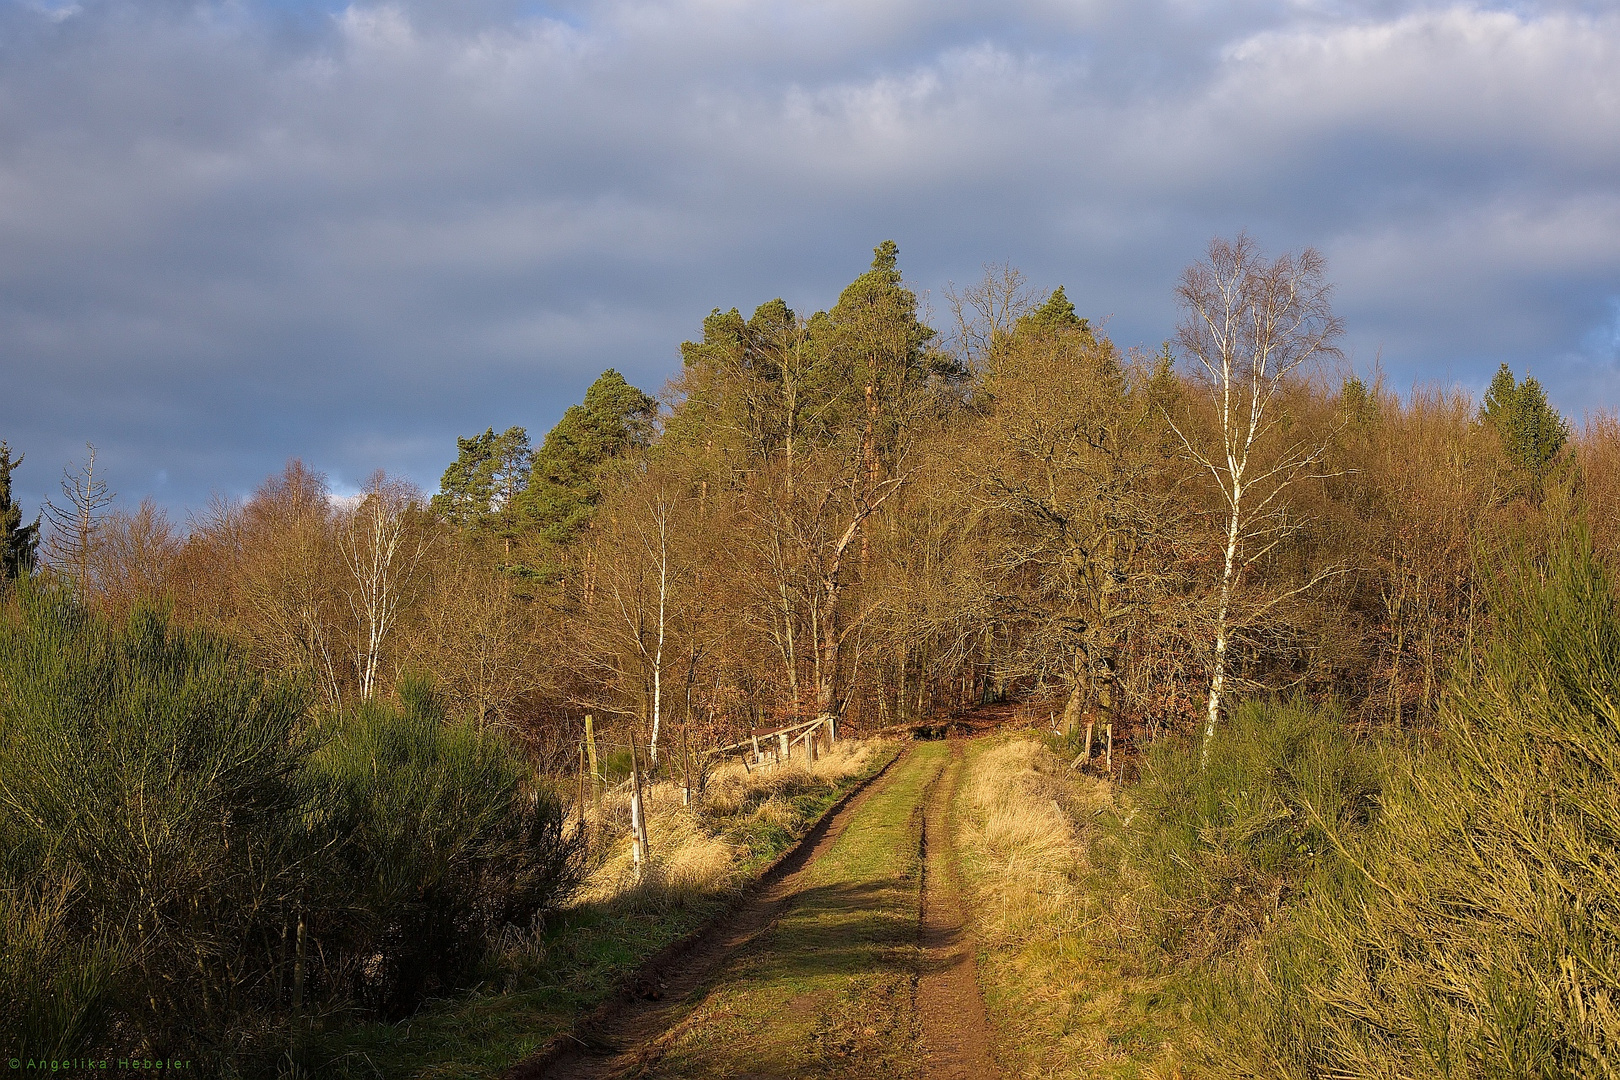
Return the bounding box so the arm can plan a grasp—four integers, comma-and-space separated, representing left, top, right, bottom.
952, 734, 1186, 1080
303, 738, 899, 1080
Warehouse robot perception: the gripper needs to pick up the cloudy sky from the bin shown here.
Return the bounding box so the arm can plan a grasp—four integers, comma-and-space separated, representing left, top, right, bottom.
2, 0, 1618, 516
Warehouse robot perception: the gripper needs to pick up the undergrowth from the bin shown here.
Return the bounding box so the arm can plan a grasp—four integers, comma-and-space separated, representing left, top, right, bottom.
958, 528, 1620, 1079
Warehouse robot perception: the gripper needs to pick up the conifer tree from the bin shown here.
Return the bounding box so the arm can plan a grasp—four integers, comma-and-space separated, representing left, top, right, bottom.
524, 370, 657, 545
433, 426, 532, 549
1479, 363, 1569, 483
1017, 285, 1093, 339
0, 441, 39, 580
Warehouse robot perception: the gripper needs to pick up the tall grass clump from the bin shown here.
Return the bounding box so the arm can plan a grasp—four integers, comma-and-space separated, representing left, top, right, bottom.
1224, 531, 1620, 1078
0, 583, 312, 1058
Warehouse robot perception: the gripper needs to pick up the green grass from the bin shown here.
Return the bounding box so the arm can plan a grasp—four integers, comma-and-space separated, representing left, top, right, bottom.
646, 741, 948, 1080
302, 744, 902, 1080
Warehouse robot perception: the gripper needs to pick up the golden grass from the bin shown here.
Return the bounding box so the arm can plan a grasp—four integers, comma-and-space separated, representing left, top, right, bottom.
954, 735, 1187, 1080
574, 738, 883, 911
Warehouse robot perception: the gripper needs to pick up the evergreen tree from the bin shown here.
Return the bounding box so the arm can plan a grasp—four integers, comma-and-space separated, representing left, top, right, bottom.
0, 441, 39, 580
1479, 363, 1569, 482
1017, 285, 1094, 338
433, 426, 532, 541
524, 370, 657, 544
435, 428, 501, 528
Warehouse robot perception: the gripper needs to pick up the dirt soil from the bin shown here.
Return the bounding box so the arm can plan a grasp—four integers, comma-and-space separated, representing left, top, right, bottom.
506, 746, 908, 1080
506, 738, 1002, 1080
915, 743, 999, 1080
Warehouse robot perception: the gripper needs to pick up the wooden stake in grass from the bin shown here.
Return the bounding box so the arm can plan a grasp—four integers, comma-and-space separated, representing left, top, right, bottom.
585, 714, 601, 803
681, 722, 692, 807
1082, 719, 1095, 767
577, 743, 589, 830
629, 736, 650, 878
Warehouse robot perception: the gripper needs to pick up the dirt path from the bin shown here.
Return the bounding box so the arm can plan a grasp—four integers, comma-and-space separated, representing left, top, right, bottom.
509, 739, 1001, 1080
916, 742, 999, 1080
508, 747, 910, 1080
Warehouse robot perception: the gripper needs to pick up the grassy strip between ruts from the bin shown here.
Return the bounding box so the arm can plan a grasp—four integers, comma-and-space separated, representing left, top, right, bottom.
304, 739, 902, 1080
642, 740, 949, 1080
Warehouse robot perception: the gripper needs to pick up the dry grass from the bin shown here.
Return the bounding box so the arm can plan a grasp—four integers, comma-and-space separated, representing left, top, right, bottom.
954, 735, 1187, 1080
575, 739, 883, 911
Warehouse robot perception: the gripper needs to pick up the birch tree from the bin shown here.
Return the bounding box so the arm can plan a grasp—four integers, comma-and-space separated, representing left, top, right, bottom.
1170, 235, 1343, 762
339, 473, 428, 700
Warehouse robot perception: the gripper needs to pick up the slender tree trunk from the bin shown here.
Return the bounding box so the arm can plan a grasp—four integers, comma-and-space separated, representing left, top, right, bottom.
1202, 485, 1243, 767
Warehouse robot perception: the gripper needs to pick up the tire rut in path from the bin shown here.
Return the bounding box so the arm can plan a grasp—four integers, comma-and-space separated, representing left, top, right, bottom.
915, 741, 1000, 1080
509, 748, 910, 1080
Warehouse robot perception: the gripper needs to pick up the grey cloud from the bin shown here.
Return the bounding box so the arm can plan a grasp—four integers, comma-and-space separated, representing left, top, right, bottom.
1, 0, 1617, 518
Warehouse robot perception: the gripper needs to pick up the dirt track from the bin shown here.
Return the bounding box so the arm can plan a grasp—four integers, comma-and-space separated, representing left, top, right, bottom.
507, 739, 1000, 1080
916, 743, 998, 1079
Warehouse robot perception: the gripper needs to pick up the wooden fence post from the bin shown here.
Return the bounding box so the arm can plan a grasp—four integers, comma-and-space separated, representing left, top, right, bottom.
629, 736, 650, 878
778, 730, 789, 763
577, 743, 588, 830
751, 733, 762, 766
585, 714, 601, 803
681, 723, 692, 807
1105, 722, 1113, 778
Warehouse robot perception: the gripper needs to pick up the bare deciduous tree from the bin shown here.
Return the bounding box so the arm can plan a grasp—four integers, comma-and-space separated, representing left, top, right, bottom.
338, 472, 429, 701
44, 443, 115, 594
1170, 235, 1343, 761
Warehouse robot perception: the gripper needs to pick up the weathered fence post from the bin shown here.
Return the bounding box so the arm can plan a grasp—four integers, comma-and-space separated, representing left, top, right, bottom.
585, 714, 601, 803
629, 736, 649, 878
577, 743, 588, 830
778, 729, 790, 763
752, 733, 762, 766
681, 723, 692, 807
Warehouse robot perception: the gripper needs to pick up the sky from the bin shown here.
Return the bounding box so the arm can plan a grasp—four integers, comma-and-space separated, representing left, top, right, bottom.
2, 0, 1618, 518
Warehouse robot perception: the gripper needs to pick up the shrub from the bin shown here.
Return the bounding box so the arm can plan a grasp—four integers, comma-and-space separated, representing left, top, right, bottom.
0, 584, 312, 1057
1232, 532, 1620, 1079
0, 586, 584, 1063
1105, 698, 1384, 965
306, 678, 584, 1019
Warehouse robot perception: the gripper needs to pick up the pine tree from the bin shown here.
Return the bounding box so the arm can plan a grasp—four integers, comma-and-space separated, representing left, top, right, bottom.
0, 441, 40, 580
1479, 363, 1569, 483
524, 370, 657, 545
432, 426, 532, 544
1017, 285, 1093, 338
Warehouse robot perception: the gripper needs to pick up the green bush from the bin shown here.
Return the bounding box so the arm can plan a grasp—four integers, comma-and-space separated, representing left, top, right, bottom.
0, 585, 312, 1057
0, 586, 583, 1065
1230, 532, 1620, 1079
306, 678, 584, 1020
1104, 698, 1384, 965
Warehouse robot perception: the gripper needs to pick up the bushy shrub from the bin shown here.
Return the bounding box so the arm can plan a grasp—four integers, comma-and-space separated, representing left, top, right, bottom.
1105, 698, 1384, 964
306, 678, 583, 1019
0, 585, 312, 1057
1232, 532, 1620, 1079
0, 586, 583, 1063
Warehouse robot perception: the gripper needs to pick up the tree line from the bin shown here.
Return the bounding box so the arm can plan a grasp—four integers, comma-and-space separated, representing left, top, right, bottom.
2, 235, 1610, 768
